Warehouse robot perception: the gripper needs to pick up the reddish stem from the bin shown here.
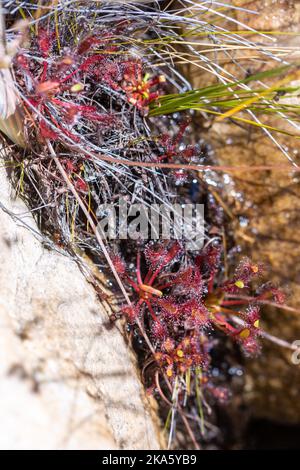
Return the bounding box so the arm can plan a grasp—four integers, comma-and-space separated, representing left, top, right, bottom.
60, 69, 78, 83
213, 312, 238, 334
147, 265, 164, 286
144, 267, 154, 285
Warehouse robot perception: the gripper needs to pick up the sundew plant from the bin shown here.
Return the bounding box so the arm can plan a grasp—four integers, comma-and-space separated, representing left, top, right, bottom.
0, 0, 299, 449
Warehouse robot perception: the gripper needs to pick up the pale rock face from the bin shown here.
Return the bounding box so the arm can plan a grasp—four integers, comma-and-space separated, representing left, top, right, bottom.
0, 163, 161, 450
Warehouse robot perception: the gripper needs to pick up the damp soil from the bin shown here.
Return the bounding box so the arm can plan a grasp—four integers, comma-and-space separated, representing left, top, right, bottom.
4, 0, 300, 450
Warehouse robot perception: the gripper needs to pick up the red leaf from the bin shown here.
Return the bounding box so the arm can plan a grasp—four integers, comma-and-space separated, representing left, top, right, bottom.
36, 81, 60, 95
38, 28, 53, 56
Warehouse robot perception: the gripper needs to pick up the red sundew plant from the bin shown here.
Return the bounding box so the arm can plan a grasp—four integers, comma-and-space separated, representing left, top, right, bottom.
113, 241, 285, 398
154, 121, 198, 163
4, 2, 294, 450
